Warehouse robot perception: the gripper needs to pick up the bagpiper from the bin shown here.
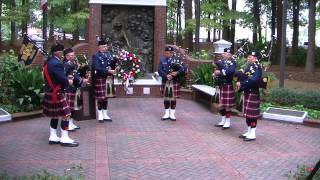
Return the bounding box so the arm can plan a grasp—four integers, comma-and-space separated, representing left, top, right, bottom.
43, 44, 79, 147
236, 50, 262, 141
63, 48, 89, 131
91, 40, 117, 123
158, 46, 186, 121
214, 48, 236, 129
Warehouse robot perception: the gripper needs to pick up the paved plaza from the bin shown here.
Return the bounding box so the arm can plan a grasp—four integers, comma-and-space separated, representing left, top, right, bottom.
0, 98, 319, 180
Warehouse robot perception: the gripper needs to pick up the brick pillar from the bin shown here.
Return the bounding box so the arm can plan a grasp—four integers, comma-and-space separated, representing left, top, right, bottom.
153, 6, 166, 72
88, 4, 102, 61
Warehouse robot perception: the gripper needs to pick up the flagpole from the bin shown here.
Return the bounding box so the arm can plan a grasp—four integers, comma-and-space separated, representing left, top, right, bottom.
42, 0, 48, 51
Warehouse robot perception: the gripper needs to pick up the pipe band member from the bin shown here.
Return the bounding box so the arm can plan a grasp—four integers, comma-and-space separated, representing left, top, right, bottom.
236, 50, 262, 141
91, 40, 117, 123
43, 44, 79, 147
158, 46, 186, 121
214, 47, 236, 129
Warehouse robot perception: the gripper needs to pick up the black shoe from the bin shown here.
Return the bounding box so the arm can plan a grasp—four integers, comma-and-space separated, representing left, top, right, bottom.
98, 120, 104, 123
243, 138, 256, 142
60, 141, 79, 147
239, 134, 247, 138
104, 119, 112, 122
49, 141, 60, 145
214, 124, 223, 127
68, 129, 76, 132
74, 126, 80, 130
161, 117, 170, 121
222, 126, 230, 130
170, 118, 176, 121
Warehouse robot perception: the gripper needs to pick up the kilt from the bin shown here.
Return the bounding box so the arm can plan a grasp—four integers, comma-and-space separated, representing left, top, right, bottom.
219, 84, 235, 108
94, 77, 115, 101
243, 93, 260, 119
43, 92, 71, 119
161, 80, 180, 100
65, 92, 76, 111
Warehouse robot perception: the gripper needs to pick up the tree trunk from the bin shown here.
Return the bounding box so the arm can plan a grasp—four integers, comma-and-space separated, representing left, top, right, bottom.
271, 0, 276, 38
0, 0, 2, 49
194, 0, 200, 53
292, 0, 300, 51
10, 0, 16, 45
230, 0, 236, 49
213, 28, 216, 41
49, 23, 54, 41
305, 0, 316, 73
21, 0, 29, 34
184, 0, 193, 51
207, 14, 211, 42
252, 0, 261, 44
72, 0, 80, 41
175, 0, 182, 45
222, 0, 230, 41
276, 0, 283, 64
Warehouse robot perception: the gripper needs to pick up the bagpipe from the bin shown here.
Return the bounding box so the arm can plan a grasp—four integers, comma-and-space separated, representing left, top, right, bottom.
212, 41, 249, 87
66, 55, 91, 110
232, 36, 276, 90
164, 47, 188, 101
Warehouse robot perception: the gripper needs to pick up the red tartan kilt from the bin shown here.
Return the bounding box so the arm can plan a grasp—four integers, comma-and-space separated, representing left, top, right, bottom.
219, 85, 235, 108
243, 93, 261, 119
65, 92, 75, 111
94, 78, 107, 101
43, 92, 71, 119
161, 81, 180, 98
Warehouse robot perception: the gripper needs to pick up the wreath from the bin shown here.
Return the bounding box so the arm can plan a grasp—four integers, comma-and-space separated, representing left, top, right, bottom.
115, 49, 142, 90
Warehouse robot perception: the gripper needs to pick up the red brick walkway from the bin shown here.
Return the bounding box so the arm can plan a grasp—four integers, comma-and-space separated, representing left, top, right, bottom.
0, 98, 319, 179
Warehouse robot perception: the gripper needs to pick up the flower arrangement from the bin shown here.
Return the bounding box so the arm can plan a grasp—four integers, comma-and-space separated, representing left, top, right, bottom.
115, 49, 143, 88
287, 164, 320, 179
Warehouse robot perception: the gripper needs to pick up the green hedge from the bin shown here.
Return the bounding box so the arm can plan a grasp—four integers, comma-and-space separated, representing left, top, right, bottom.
267, 88, 320, 110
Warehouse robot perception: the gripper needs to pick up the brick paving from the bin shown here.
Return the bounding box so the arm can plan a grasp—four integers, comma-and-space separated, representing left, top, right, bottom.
0, 98, 319, 180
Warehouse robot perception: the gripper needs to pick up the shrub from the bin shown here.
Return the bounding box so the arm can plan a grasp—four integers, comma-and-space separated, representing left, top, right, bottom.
191, 64, 214, 86
0, 50, 24, 104
8, 66, 44, 109
288, 47, 320, 67
267, 88, 320, 110
0, 50, 44, 112
0, 164, 84, 180
267, 88, 298, 105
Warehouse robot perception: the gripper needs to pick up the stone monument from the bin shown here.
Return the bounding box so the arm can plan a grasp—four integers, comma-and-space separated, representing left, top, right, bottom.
88, 0, 166, 74
86, 0, 167, 97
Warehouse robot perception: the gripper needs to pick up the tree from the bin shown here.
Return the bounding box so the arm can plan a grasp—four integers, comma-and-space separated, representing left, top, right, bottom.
166, 0, 176, 43
252, 0, 262, 44
176, 0, 182, 45
271, 0, 276, 38
48, 0, 89, 41
305, 0, 317, 73
291, 0, 300, 51
195, 0, 200, 52
10, 0, 16, 45
183, 0, 193, 51
222, 0, 230, 41
21, 0, 29, 34
0, 0, 2, 49
230, 0, 237, 47
200, 0, 245, 42
276, 0, 283, 63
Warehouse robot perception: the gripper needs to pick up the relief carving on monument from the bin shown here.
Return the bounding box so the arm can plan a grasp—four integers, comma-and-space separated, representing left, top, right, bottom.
102, 6, 154, 74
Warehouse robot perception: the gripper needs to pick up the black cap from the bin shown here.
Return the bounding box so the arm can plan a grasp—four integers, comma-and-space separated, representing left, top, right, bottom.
224, 48, 233, 54
98, 40, 107, 46
51, 44, 64, 53
165, 46, 174, 52
248, 50, 261, 59
63, 48, 74, 56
